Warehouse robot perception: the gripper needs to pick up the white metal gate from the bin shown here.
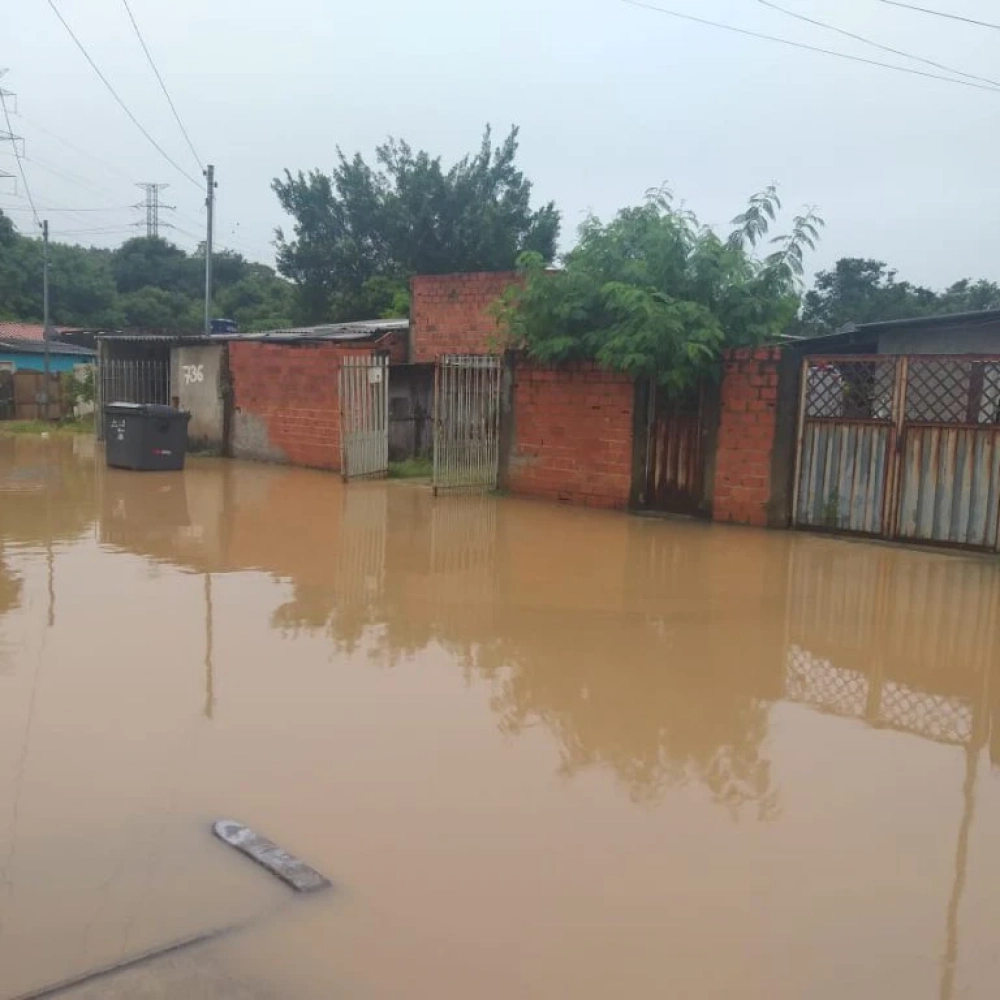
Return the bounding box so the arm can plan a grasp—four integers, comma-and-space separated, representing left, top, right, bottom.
432, 355, 502, 494
339, 355, 389, 480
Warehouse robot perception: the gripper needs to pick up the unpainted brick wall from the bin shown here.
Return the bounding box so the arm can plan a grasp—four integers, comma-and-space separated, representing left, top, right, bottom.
712, 347, 782, 527
229, 333, 402, 471
410, 272, 517, 362
509, 363, 635, 509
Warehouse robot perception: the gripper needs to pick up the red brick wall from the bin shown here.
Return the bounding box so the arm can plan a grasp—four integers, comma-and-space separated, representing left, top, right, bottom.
410, 272, 517, 362
229, 334, 401, 471
712, 347, 782, 527
508, 363, 635, 509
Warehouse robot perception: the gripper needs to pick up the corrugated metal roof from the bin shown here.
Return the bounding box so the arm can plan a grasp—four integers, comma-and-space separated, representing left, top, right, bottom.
97, 319, 409, 345
0, 337, 95, 357
238, 319, 408, 341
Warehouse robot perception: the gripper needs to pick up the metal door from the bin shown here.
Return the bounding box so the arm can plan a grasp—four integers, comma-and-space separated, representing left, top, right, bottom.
646, 383, 705, 515
432, 355, 502, 494
339, 355, 389, 480
792, 356, 900, 536
894, 357, 1000, 549
96, 356, 171, 440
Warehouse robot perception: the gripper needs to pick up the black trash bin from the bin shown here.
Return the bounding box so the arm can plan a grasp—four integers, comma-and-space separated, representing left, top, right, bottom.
104, 403, 191, 471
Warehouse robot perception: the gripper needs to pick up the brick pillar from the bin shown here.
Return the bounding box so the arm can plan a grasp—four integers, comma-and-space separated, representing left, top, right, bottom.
712, 347, 783, 527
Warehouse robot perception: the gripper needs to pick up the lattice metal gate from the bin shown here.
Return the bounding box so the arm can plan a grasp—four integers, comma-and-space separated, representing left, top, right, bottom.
432, 355, 502, 494
339, 355, 389, 480
793, 354, 1000, 550
96, 356, 171, 440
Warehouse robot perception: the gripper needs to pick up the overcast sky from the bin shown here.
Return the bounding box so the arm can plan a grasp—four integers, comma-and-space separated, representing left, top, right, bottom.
3, 0, 999, 288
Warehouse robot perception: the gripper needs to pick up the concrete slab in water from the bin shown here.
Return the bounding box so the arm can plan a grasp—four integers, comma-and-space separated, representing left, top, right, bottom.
213, 820, 331, 893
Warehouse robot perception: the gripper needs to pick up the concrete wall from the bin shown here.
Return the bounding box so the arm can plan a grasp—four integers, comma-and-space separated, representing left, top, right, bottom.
504, 361, 636, 509
410, 272, 517, 363
170, 344, 226, 453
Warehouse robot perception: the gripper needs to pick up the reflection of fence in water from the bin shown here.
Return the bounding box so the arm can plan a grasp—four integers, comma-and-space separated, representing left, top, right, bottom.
786, 645, 974, 746
336, 486, 388, 610
787, 545, 1000, 696
785, 542, 999, 746
429, 495, 499, 631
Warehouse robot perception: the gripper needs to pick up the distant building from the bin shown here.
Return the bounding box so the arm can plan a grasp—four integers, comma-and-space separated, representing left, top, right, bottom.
0, 337, 96, 373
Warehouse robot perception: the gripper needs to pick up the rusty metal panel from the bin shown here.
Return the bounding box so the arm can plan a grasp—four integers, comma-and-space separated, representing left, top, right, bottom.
795, 422, 891, 534
647, 387, 704, 514
895, 426, 1000, 548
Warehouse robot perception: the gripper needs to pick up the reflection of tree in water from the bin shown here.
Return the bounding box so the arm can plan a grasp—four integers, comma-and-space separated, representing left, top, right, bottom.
466, 617, 778, 817
273, 489, 780, 818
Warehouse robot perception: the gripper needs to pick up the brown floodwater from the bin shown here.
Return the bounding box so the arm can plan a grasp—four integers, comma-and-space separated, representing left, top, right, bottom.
2, 435, 1000, 999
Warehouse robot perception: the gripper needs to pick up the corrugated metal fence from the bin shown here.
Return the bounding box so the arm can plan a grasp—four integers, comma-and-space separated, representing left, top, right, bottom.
794, 354, 1000, 550
645, 384, 705, 515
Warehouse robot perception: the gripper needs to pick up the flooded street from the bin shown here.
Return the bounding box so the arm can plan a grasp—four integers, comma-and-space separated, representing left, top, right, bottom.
2, 435, 1000, 999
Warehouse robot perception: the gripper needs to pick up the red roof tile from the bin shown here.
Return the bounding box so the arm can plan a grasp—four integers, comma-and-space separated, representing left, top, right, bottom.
0, 322, 48, 341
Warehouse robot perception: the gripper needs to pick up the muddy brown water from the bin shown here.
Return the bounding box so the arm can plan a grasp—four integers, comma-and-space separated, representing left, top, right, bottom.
2, 436, 1000, 998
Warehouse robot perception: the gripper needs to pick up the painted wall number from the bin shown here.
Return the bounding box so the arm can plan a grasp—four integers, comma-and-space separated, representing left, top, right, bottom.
182, 364, 205, 385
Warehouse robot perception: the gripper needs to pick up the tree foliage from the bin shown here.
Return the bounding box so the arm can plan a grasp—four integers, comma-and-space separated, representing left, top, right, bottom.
273, 125, 560, 323
0, 216, 293, 332
799, 257, 1000, 334
497, 187, 822, 392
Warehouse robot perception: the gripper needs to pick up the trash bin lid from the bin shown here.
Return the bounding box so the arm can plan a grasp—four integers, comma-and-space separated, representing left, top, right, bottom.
105, 402, 188, 419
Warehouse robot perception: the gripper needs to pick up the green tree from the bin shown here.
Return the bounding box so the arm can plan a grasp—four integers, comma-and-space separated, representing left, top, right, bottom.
497, 186, 821, 392
119, 287, 196, 331
215, 264, 297, 332
112, 236, 200, 297
799, 258, 1000, 334
273, 125, 560, 323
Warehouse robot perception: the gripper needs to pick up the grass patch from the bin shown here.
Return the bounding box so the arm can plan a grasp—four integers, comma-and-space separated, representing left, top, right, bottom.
0, 417, 94, 436
388, 456, 433, 479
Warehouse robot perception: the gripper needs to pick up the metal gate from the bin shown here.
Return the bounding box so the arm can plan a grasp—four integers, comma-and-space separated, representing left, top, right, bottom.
432, 355, 502, 494
645, 383, 706, 515
793, 354, 1000, 550
96, 356, 171, 440
339, 355, 389, 480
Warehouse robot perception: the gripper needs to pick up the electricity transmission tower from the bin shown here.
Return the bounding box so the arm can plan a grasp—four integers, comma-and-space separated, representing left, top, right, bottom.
134, 182, 174, 237
0, 71, 19, 190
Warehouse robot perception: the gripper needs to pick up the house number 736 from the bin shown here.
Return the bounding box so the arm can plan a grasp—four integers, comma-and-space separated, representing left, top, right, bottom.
182, 364, 205, 384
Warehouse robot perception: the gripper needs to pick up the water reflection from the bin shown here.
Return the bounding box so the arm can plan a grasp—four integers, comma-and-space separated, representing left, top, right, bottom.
3, 438, 1000, 997
6, 439, 1000, 813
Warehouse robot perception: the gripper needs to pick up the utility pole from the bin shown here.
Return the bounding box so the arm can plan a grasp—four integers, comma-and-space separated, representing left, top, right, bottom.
203, 164, 216, 335
42, 219, 51, 418
133, 182, 174, 238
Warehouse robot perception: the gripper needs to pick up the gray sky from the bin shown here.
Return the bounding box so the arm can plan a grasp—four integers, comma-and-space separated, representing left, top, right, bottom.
3, 0, 999, 288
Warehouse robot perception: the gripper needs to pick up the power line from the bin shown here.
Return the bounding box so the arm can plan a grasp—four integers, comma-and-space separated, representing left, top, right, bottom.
46, 0, 201, 188
13, 112, 139, 186
0, 79, 39, 229
619, 0, 1000, 93
121, 0, 204, 171
875, 0, 1000, 31
0, 204, 133, 213
757, 0, 1000, 89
